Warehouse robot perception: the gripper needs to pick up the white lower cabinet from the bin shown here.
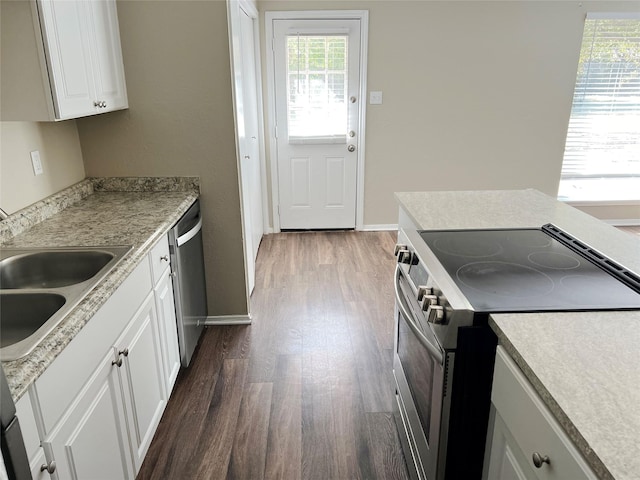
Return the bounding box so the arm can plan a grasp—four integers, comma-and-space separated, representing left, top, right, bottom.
114, 293, 166, 471
149, 236, 181, 397
20, 234, 182, 480
483, 347, 597, 480
15, 393, 56, 479
154, 268, 181, 396
43, 351, 134, 480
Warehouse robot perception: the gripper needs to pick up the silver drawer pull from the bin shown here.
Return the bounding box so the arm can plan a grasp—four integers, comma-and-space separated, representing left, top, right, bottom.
532, 452, 550, 468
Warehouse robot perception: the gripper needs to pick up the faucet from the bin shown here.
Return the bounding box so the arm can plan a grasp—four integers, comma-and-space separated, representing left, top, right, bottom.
0, 208, 9, 220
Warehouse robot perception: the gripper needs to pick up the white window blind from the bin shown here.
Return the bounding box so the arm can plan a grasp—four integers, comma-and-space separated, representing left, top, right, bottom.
286, 34, 348, 143
561, 15, 640, 180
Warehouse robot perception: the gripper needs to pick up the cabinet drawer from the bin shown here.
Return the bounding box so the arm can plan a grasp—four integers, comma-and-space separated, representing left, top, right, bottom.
491, 347, 596, 480
35, 259, 152, 434
149, 235, 171, 285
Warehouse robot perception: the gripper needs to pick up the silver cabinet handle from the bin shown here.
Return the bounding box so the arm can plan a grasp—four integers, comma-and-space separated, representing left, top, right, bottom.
40, 461, 56, 474
160, 255, 169, 262
532, 452, 550, 468
112, 348, 128, 366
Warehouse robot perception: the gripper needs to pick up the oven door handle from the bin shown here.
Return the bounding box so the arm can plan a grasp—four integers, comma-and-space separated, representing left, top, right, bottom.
394, 265, 445, 365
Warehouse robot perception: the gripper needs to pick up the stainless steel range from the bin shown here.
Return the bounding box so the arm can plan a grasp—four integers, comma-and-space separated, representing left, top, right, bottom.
392, 224, 640, 480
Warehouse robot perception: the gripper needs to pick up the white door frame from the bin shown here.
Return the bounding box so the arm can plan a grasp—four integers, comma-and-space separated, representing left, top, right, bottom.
265, 10, 369, 232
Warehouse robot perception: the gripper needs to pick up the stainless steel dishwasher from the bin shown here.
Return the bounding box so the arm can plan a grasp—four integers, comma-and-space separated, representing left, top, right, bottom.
168, 199, 208, 367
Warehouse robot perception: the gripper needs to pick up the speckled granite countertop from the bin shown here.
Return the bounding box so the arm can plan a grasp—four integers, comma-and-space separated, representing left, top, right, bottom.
490, 312, 640, 480
396, 189, 640, 480
1, 178, 199, 401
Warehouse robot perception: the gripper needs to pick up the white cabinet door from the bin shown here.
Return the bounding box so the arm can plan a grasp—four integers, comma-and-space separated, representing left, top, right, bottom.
114, 293, 166, 472
43, 351, 134, 480
84, 0, 128, 112
484, 347, 597, 480
37, 0, 95, 119
35, 0, 127, 120
485, 409, 536, 480
154, 268, 181, 396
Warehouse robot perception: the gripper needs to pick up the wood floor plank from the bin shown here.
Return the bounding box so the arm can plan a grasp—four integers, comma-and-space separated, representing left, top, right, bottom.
366, 412, 410, 480
264, 355, 303, 480
189, 358, 249, 480
227, 382, 273, 480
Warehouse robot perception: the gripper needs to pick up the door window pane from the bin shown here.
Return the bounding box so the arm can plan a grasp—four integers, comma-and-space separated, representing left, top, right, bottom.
286, 35, 348, 142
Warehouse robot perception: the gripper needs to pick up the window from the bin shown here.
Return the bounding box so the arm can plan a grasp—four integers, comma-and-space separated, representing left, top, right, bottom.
286, 34, 348, 143
558, 13, 640, 202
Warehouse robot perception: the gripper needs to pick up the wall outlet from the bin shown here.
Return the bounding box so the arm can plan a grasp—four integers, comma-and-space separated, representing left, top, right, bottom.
369, 91, 383, 105
30, 150, 43, 176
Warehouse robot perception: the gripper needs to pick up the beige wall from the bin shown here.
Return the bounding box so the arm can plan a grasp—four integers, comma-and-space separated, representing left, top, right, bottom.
0, 121, 85, 213
77, 0, 246, 316
260, 0, 640, 226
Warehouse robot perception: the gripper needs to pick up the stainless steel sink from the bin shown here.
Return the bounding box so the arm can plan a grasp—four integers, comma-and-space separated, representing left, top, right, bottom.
0, 246, 132, 361
0, 292, 66, 348
0, 250, 116, 289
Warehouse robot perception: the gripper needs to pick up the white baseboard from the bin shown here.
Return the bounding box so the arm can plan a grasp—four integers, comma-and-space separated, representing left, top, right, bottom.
603, 218, 640, 227
359, 224, 398, 231
204, 314, 252, 325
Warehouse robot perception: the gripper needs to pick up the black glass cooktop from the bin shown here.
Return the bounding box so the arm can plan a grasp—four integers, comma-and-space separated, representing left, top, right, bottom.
419, 226, 640, 312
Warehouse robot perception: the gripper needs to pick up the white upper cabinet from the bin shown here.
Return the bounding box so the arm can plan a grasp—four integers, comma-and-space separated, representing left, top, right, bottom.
0, 0, 128, 121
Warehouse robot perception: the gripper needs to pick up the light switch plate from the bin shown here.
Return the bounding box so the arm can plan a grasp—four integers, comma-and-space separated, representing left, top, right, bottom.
369, 91, 383, 105
30, 150, 43, 176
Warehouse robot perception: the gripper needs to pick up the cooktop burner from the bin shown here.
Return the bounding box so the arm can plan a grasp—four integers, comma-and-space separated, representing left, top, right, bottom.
419, 226, 640, 312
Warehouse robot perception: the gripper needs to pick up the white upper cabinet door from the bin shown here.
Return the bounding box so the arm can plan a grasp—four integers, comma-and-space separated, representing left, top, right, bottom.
84, 0, 128, 112
8, 0, 129, 120
37, 0, 96, 119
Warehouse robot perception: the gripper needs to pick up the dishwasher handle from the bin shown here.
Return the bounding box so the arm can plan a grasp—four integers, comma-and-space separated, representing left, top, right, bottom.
176, 216, 203, 247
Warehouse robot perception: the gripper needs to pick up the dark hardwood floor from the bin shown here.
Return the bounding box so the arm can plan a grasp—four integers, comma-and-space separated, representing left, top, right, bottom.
137, 231, 409, 480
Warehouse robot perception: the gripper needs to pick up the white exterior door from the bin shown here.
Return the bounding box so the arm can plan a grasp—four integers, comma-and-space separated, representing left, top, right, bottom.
272, 18, 363, 230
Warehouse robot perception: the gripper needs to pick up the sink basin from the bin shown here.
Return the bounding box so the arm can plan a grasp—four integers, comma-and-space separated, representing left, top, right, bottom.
0, 292, 66, 348
0, 245, 132, 360
0, 250, 115, 288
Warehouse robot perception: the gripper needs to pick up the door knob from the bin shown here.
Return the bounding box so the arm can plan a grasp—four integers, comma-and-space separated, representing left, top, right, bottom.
40, 461, 56, 474
347, 144, 356, 152
349, 96, 357, 103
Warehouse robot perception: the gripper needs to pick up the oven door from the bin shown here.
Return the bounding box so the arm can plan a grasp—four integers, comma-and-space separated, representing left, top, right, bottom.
393, 265, 450, 480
